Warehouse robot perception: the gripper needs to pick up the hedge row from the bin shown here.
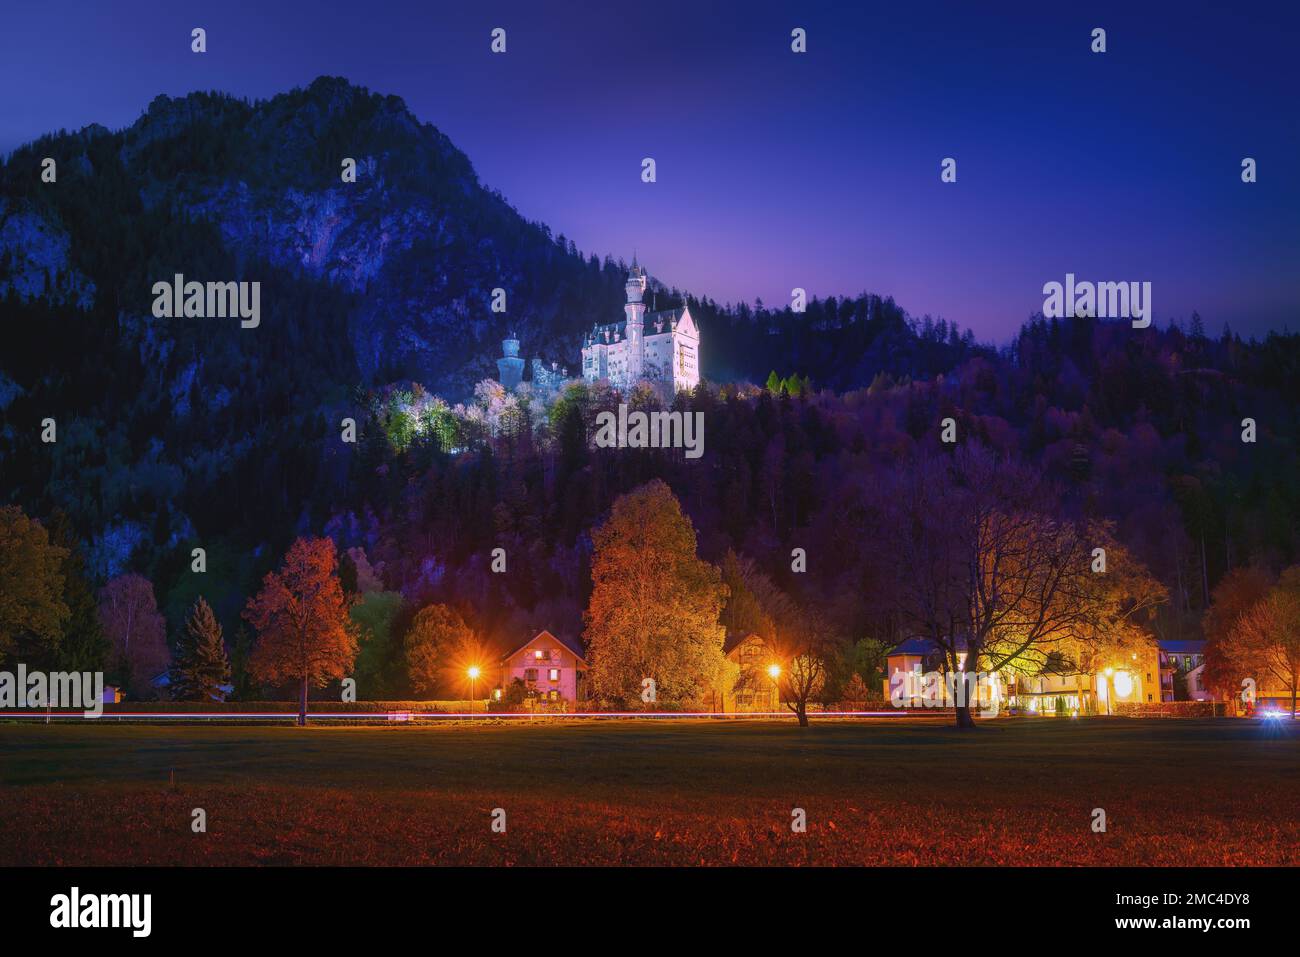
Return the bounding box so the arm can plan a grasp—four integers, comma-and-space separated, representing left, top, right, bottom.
85, 699, 894, 716
100, 701, 477, 713
1114, 700, 1226, 717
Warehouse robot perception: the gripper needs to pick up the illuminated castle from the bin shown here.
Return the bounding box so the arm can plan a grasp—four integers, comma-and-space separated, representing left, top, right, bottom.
496, 333, 569, 396
580, 263, 699, 395
493, 262, 700, 398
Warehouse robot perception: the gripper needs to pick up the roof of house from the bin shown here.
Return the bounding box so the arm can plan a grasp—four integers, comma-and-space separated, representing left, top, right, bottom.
888, 637, 935, 656
723, 632, 768, 656
1160, 640, 1207, 654
500, 629, 587, 664
888, 636, 972, 657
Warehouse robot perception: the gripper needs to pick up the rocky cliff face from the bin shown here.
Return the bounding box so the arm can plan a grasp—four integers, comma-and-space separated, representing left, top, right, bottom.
0, 197, 96, 310
1, 76, 627, 399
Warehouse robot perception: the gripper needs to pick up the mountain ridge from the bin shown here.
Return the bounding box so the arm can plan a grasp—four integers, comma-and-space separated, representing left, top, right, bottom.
1, 75, 983, 400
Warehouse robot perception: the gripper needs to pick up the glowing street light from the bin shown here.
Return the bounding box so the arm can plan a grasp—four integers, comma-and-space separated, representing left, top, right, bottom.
468, 666, 481, 715
766, 664, 782, 711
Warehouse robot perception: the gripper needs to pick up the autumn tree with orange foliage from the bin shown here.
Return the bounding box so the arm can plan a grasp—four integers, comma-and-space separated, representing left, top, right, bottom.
1220, 566, 1300, 717
243, 537, 358, 725
1202, 566, 1274, 702
584, 480, 729, 707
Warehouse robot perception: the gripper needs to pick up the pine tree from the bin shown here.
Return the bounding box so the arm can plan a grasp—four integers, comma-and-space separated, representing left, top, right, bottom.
170, 597, 231, 702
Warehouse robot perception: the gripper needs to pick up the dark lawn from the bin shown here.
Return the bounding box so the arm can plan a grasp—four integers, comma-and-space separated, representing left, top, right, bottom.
1, 717, 1296, 865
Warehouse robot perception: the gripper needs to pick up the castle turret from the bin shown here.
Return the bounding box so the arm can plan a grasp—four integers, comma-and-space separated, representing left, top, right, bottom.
624, 263, 647, 381
497, 334, 524, 390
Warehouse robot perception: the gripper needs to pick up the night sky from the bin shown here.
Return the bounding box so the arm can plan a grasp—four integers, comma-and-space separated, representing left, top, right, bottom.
3, 0, 1296, 343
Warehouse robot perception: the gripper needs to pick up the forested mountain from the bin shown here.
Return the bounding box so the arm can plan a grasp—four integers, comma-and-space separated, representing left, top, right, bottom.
0, 78, 974, 581
1, 77, 1297, 696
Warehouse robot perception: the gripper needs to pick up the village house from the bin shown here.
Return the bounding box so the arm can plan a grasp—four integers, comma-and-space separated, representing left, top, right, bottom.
1154, 639, 1296, 714
494, 630, 587, 709
715, 634, 781, 713
1009, 645, 1161, 714
884, 638, 1004, 711
883, 637, 1161, 714
1158, 639, 1213, 702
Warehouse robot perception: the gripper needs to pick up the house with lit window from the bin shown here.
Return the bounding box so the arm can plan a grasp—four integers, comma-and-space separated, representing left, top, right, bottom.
717, 633, 780, 713
883, 637, 1160, 714
1158, 639, 1213, 702
495, 630, 587, 707
884, 637, 944, 707
1169, 639, 1296, 714
1010, 649, 1161, 714
883, 637, 1002, 711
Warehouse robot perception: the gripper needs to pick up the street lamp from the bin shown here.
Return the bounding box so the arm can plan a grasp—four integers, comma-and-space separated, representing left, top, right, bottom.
767, 664, 781, 712
468, 666, 481, 715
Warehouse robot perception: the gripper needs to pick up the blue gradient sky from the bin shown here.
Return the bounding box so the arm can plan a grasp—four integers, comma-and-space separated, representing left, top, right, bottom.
2, 0, 1296, 342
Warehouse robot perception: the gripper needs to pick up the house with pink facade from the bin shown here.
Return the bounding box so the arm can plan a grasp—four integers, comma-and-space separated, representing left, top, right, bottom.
494, 630, 588, 707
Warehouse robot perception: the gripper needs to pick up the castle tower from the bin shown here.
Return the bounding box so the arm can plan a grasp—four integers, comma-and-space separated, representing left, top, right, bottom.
497, 334, 524, 390
624, 262, 647, 381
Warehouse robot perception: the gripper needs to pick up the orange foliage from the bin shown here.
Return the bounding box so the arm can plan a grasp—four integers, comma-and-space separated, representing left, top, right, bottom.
243, 537, 357, 717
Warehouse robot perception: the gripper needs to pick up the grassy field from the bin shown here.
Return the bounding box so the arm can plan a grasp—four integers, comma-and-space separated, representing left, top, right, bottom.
2, 717, 1297, 865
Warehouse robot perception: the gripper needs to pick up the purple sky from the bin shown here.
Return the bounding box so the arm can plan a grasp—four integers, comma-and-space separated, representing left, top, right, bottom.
2, 0, 1296, 342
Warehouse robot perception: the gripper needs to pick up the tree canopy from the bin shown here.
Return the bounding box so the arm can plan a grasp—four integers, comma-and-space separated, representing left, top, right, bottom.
244, 537, 357, 723
584, 480, 729, 706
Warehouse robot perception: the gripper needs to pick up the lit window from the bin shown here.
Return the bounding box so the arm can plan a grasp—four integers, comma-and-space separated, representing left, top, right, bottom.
549, 669, 560, 682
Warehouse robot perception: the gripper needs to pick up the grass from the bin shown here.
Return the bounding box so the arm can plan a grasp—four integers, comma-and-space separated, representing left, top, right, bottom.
2, 717, 1297, 865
